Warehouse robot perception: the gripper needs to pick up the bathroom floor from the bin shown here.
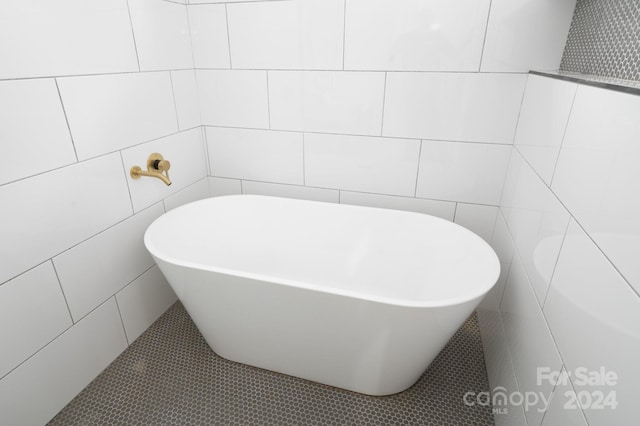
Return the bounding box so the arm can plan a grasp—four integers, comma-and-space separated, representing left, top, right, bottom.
49, 303, 494, 425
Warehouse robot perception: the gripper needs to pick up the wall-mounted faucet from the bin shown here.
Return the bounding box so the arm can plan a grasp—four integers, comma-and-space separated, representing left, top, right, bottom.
130, 153, 172, 186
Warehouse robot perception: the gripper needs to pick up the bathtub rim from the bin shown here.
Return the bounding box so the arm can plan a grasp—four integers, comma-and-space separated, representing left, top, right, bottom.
145, 195, 500, 309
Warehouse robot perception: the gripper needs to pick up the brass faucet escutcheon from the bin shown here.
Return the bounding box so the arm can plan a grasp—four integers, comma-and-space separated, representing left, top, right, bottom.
130, 153, 172, 186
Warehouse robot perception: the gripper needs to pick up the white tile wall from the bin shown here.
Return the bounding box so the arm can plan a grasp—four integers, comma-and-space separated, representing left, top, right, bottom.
339, 191, 455, 221
0, 262, 72, 379
344, 0, 490, 71
268, 71, 385, 135
0, 298, 127, 425
540, 368, 588, 426
197, 70, 269, 128
128, 0, 193, 71
242, 181, 339, 203
208, 177, 242, 197
552, 85, 640, 292
163, 178, 210, 211
58, 72, 178, 160
0, 79, 76, 185
227, 0, 344, 70
514, 75, 577, 185
481, 0, 576, 72
500, 150, 570, 305
416, 141, 511, 205
454, 204, 498, 243
544, 220, 640, 425
304, 133, 420, 196
188, 4, 231, 69
0, 0, 138, 79
53, 204, 164, 322
171, 70, 201, 130
116, 266, 177, 343
122, 128, 208, 212
500, 254, 563, 426
383, 73, 527, 143
206, 127, 303, 184
0, 154, 132, 285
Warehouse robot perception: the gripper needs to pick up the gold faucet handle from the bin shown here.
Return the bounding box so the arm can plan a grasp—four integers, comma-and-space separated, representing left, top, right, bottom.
155, 159, 170, 172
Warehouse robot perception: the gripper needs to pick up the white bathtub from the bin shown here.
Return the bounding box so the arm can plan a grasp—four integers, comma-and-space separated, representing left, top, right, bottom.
145, 195, 499, 395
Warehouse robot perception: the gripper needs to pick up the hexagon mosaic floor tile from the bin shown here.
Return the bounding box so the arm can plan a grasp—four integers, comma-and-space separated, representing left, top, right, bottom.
49, 302, 494, 425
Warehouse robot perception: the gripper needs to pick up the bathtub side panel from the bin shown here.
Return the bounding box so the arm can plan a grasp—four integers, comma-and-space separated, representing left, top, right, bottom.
155, 258, 480, 395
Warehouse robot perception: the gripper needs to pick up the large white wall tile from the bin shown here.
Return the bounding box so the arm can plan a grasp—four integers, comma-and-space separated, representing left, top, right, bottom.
53, 204, 164, 322
0, 79, 75, 185
344, 0, 489, 71
454, 204, 498, 243
0, 0, 138, 79
269, 71, 385, 135
0, 154, 132, 285
208, 177, 242, 197
544, 220, 640, 426
514, 75, 577, 185
0, 262, 72, 379
416, 141, 510, 205
383, 73, 527, 143
116, 266, 177, 343
172, 70, 201, 130
340, 191, 455, 221
541, 369, 588, 426
0, 298, 127, 425
242, 181, 339, 203
163, 178, 210, 211
228, 0, 344, 70
206, 127, 303, 185
304, 133, 420, 196
123, 128, 207, 212
58, 73, 178, 160
128, 0, 193, 71
501, 151, 570, 305
197, 70, 269, 128
500, 254, 563, 426
552, 85, 640, 293
481, 0, 576, 72
188, 4, 230, 69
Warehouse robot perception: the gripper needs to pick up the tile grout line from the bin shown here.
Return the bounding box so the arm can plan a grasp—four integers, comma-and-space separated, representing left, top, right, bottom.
225, 4, 233, 69
114, 296, 131, 346
49, 260, 76, 323
478, 0, 493, 72
379, 72, 387, 136
413, 140, 423, 197
549, 85, 579, 187
341, 0, 347, 70
118, 151, 137, 214
54, 78, 79, 162
168, 72, 182, 131
124, 0, 142, 72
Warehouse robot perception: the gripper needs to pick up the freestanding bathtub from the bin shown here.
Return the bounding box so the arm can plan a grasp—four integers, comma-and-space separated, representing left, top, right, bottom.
145, 195, 499, 396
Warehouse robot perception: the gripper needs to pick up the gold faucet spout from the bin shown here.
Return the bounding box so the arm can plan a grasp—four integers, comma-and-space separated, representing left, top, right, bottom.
130, 167, 172, 186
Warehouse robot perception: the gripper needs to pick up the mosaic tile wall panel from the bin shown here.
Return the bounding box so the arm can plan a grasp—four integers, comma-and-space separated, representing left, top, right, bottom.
561, 0, 640, 81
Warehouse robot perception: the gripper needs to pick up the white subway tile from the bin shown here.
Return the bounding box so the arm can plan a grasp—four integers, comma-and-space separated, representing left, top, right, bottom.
501, 151, 570, 306
491, 211, 516, 266
243, 181, 339, 203
493, 351, 527, 426
0, 153, 132, 285
500, 254, 563, 426
552, 85, 640, 293
344, 0, 489, 71
0, 262, 72, 379
197, 70, 269, 128
544, 220, 640, 426
188, 4, 230, 69
53, 204, 164, 322
481, 0, 576, 72
128, 0, 193, 71
0, 298, 127, 425
340, 191, 455, 221
383, 73, 526, 143
206, 127, 303, 184
58, 73, 178, 160
541, 369, 588, 426
227, 0, 344, 70
454, 204, 498, 243
208, 177, 242, 197
122, 128, 207, 212
269, 71, 385, 135
304, 133, 420, 196
0, 79, 75, 185
0, 0, 138, 79
116, 266, 177, 343
416, 140, 510, 205
514, 75, 577, 184
163, 178, 210, 211
171, 70, 201, 130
